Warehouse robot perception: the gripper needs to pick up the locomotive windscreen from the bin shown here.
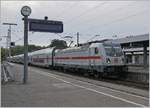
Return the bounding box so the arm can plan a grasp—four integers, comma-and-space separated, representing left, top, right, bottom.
103, 43, 123, 57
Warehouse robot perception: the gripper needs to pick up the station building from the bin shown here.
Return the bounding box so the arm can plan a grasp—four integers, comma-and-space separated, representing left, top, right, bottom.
112, 33, 149, 83
113, 33, 149, 66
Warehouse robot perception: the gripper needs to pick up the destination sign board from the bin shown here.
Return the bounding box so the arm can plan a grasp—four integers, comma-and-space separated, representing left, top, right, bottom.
29, 19, 63, 33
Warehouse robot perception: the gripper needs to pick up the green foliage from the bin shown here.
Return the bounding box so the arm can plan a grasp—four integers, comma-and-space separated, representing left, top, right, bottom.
1, 45, 45, 61
11, 45, 24, 56
28, 44, 46, 53
1, 39, 67, 61
49, 39, 67, 49
1, 47, 9, 61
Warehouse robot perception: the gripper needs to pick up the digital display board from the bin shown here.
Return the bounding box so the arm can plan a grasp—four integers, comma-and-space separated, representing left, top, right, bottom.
29, 19, 63, 33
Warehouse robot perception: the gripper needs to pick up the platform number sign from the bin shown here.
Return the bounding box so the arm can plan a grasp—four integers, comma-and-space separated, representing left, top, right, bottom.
29, 19, 63, 33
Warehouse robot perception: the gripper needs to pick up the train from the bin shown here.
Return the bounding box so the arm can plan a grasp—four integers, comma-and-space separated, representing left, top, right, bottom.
8, 40, 127, 78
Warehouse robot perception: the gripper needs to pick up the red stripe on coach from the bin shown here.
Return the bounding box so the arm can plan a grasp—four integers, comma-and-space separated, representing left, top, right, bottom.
54, 56, 101, 60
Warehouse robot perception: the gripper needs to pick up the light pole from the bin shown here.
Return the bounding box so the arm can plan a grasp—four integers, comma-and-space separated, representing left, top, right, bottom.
2, 23, 17, 58
21, 6, 32, 84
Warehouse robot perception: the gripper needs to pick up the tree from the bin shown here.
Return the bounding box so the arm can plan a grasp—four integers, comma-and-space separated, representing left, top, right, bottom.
1, 45, 45, 61
49, 39, 67, 49
1, 47, 9, 61
10, 45, 45, 56
28, 44, 46, 52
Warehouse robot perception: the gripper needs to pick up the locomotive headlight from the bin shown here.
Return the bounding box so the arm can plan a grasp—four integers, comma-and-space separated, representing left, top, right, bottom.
106, 58, 111, 64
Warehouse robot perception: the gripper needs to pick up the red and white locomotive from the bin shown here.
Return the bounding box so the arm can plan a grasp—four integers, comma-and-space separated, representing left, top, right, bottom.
9, 40, 126, 78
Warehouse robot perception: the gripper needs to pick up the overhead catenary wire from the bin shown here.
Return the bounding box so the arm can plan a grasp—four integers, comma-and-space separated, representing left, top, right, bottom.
54, 2, 80, 19
64, 1, 149, 39
14, 38, 23, 43
79, 9, 149, 42
12, 32, 76, 46
66, 1, 137, 28
80, 9, 149, 33
65, 1, 107, 24
86, 34, 101, 42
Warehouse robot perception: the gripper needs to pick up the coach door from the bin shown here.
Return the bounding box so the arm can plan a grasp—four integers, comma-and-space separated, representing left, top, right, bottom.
89, 47, 95, 66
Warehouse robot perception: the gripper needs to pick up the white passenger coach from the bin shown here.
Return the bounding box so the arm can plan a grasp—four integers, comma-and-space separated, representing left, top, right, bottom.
9, 40, 126, 78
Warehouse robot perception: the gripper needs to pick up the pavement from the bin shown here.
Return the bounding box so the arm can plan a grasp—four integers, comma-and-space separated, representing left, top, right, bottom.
1, 63, 149, 107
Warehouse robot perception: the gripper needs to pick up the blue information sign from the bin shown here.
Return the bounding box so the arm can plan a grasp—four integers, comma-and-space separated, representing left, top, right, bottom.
29, 19, 63, 33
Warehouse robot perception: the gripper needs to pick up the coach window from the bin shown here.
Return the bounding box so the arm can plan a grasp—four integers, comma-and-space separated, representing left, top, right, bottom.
94, 47, 98, 54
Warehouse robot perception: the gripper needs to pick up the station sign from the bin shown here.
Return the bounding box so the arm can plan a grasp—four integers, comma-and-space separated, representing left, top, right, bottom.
29, 19, 63, 33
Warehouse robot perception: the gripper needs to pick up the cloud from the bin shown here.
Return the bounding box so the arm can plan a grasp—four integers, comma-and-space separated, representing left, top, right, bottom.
1, 1, 149, 47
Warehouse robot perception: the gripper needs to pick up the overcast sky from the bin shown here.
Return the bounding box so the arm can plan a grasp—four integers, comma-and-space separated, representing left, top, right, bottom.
0, 1, 150, 47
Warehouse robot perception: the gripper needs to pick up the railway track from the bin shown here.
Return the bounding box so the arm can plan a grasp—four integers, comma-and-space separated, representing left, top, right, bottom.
30, 65, 149, 90
97, 78, 149, 90
63, 70, 148, 90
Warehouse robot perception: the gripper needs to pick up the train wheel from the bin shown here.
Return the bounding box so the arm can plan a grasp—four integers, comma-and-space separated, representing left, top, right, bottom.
94, 72, 101, 79
49, 66, 53, 70
58, 67, 62, 71
63, 68, 67, 73
83, 72, 89, 77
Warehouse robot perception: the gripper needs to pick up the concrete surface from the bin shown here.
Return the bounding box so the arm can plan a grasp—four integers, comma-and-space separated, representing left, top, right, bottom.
29, 65, 149, 97
1, 64, 149, 107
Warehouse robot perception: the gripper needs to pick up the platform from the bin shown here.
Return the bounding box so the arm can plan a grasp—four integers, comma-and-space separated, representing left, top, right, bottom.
1, 64, 149, 107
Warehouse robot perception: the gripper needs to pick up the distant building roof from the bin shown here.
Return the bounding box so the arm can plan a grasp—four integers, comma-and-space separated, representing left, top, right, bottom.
123, 47, 149, 52
112, 34, 149, 44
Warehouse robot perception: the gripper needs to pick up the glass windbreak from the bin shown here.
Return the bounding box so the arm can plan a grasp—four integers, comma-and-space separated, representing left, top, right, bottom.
104, 43, 123, 57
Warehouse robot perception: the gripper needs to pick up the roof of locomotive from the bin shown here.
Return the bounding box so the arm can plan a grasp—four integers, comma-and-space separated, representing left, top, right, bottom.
87, 39, 112, 44
58, 39, 121, 53
58, 44, 90, 52
78, 39, 113, 46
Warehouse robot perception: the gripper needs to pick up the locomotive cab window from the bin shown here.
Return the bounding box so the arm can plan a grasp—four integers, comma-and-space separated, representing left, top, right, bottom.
94, 47, 99, 54
104, 43, 123, 57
